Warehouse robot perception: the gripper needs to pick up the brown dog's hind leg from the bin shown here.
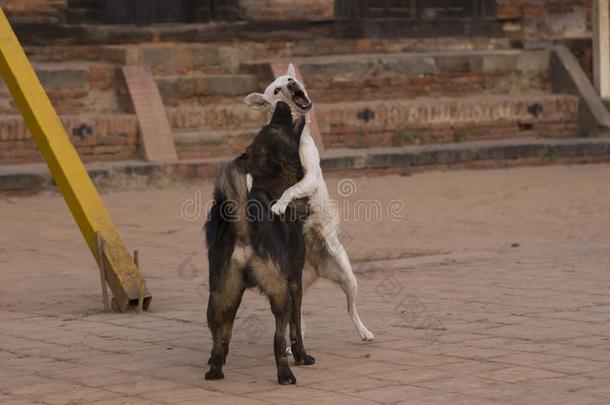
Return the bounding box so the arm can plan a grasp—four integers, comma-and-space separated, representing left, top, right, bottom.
205, 283, 244, 380
205, 293, 225, 380
220, 287, 245, 360
251, 257, 296, 384
288, 279, 315, 366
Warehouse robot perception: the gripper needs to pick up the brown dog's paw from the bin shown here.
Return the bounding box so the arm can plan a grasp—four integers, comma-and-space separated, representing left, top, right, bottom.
294, 354, 316, 366
277, 367, 297, 385
204, 368, 224, 380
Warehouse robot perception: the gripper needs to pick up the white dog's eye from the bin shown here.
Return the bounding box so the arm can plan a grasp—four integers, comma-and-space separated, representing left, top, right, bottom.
274, 88, 281, 95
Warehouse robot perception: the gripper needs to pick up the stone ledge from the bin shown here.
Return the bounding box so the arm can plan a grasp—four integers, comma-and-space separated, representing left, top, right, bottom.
1, 137, 609, 194
156, 74, 259, 104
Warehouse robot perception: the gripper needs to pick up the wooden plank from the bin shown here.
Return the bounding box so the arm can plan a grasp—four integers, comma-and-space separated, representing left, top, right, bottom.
270, 61, 325, 151
122, 66, 178, 163
593, 0, 610, 99
0, 8, 151, 312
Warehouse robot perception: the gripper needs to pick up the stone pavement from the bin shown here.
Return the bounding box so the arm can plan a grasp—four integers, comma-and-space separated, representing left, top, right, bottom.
1, 164, 610, 404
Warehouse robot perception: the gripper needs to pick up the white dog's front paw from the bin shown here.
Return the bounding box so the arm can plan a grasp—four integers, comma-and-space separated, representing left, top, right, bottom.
360, 327, 375, 342
271, 201, 288, 216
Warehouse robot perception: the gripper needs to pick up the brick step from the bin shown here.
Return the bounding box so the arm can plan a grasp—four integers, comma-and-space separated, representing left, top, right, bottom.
166, 93, 579, 160
98, 44, 228, 75
315, 93, 580, 148
174, 129, 256, 160
25, 43, 232, 75
166, 104, 266, 133
244, 49, 550, 102
4, 138, 610, 193
167, 92, 578, 137
22, 35, 512, 67
156, 74, 259, 106
0, 94, 14, 114
0, 114, 139, 164
0, 62, 122, 114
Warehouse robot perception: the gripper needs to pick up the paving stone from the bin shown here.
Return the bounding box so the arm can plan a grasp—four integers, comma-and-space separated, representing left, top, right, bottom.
39, 387, 120, 405
1, 165, 610, 403
354, 384, 436, 403
104, 376, 190, 396
304, 375, 399, 394
483, 365, 566, 383
138, 387, 251, 403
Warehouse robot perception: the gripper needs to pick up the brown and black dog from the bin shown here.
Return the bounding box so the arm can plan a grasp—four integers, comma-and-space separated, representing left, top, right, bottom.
204, 101, 315, 385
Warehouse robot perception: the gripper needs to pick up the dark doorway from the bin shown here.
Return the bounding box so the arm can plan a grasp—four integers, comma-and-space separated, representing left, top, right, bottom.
102, 0, 193, 25
336, 0, 496, 20
67, 0, 240, 25
335, 0, 499, 37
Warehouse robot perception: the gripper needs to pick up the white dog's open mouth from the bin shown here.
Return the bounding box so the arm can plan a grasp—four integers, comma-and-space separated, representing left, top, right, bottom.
291, 89, 312, 111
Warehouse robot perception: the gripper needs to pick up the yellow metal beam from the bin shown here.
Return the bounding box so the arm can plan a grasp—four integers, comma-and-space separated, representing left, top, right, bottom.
0, 8, 151, 312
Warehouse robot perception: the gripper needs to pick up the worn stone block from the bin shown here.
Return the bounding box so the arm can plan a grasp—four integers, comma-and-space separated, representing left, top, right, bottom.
434, 55, 474, 73
37, 66, 89, 92
482, 53, 519, 72
202, 74, 258, 96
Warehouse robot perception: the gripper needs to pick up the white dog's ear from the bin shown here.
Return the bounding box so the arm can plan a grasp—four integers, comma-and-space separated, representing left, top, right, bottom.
243, 93, 270, 110
286, 63, 297, 78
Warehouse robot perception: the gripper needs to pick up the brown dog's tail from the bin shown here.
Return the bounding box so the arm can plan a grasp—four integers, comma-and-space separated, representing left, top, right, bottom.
214, 155, 249, 237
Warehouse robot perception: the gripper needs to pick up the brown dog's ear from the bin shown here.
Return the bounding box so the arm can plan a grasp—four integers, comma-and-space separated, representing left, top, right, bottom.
270, 101, 293, 127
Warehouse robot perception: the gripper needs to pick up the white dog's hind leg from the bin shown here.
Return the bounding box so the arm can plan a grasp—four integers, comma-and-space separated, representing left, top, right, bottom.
324, 235, 374, 342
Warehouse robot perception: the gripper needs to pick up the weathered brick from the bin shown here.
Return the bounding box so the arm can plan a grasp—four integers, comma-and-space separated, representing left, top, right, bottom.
497, 5, 522, 20
89, 65, 116, 91
0, 114, 139, 164
523, 6, 544, 17
315, 94, 579, 149
241, 0, 334, 21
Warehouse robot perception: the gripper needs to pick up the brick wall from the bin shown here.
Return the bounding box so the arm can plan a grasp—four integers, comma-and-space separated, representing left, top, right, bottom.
239, 0, 334, 21
0, 0, 67, 24
497, 0, 592, 38
316, 95, 580, 149
0, 115, 139, 164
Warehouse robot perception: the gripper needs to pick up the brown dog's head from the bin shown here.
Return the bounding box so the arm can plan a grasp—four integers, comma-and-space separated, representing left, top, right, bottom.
266, 101, 305, 145
246, 101, 305, 184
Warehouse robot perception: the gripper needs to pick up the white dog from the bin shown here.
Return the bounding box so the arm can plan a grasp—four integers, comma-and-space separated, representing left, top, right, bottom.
244, 63, 374, 342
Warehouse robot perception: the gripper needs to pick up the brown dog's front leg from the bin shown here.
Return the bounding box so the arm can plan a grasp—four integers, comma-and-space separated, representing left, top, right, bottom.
270, 294, 296, 384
